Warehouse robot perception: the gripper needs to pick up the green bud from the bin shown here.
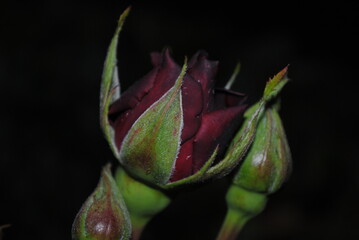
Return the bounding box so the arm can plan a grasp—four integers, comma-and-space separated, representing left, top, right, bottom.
217, 71, 290, 240
72, 165, 131, 240
233, 104, 291, 194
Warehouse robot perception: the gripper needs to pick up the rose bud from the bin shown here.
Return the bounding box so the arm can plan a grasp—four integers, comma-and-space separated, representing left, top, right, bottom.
233, 104, 292, 194
72, 165, 131, 240
99, 8, 289, 189
106, 49, 247, 186
216, 91, 291, 240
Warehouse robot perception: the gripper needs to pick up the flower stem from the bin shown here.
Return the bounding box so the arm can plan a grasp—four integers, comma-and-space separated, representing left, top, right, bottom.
131, 215, 151, 240
115, 167, 171, 240
216, 208, 249, 240
216, 185, 267, 240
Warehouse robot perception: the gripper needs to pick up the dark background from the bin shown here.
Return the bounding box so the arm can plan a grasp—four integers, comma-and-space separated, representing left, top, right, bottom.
1, 1, 358, 239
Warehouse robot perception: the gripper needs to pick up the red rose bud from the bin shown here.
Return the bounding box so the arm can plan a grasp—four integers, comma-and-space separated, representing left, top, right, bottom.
72, 165, 131, 240
107, 50, 247, 186
100, 8, 289, 188
233, 104, 292, 194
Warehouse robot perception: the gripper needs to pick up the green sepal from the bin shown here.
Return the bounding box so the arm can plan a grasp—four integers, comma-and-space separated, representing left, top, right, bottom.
202, 67, 289, 181
234, 105, 292, 194
99, 7, 130, 159
72, 164, 131, 240
263, 66, 289, 102
119, 60, 187, 185
225, 62, 241, 90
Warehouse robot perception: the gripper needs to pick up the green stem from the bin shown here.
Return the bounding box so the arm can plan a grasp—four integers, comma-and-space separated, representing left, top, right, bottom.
216, 185, 267, 240
216, 208, 249, 240
131, 215, 151, 240
115, 167, 171, 240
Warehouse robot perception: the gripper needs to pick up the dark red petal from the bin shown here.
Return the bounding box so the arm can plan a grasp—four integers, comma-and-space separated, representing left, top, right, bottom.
146, 48, 181, 102
170, 138, 194, 182
192, 105, 246, 172
187, 51, 218, 113
109, 49, 181, 150
108, 68, 158, 122
180, 74, 203, 143
214, 88, 247, 110
187, 50, 206, 68
150, 52, 162, 67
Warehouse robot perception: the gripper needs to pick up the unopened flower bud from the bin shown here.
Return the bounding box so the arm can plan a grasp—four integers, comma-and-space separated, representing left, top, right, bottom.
100, 7, 289, 189
217, 104, 291, 240
233, 104, 291, 194
72, 165, 131, 240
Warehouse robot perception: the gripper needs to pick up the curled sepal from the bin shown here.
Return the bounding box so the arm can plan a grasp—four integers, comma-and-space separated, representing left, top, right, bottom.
119, 60, 187, 185
202, 67, 289, 181
233, 105, 292, 194
72, 165, 132, 240
224, 62, 241, 90
263, 66, 289, 102
100, 7, 131, 159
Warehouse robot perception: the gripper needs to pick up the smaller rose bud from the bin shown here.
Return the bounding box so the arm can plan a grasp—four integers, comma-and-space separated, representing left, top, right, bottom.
72, 164, 131, 240
233, 104, 291, 194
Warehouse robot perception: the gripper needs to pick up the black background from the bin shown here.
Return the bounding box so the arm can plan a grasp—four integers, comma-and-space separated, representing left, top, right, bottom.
1, 1, 358, 239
